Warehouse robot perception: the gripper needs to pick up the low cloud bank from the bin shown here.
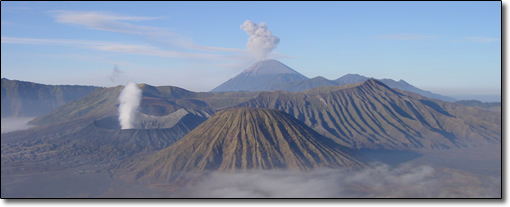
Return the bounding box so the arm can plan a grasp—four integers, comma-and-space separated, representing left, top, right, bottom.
184, 163, 500, 198
1, 117, 36, 134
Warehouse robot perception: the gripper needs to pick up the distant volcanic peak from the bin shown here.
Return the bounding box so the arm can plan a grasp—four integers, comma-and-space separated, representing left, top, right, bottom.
210, 59, 308, 92
397, 79, 410, 85
241, 59, 305, 77
344, 73, 366, 78
336, 73, 369, 80
311, 76, 328, 80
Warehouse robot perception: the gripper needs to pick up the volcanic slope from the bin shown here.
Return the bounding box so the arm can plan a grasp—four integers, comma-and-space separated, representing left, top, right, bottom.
210, 59, 308, 92
117, 108, 364, 184
1, 108, 209, 175
333, 74, 456, 102
269, 76, 338, 92
29, 83, 257, 126
234, 79, 501, 150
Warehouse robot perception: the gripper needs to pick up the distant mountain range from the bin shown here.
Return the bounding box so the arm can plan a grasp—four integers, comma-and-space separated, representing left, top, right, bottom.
1, 78, 99, 118
0, 60, 466, 120
210, 60, 457, 102
455, 100, 501, 112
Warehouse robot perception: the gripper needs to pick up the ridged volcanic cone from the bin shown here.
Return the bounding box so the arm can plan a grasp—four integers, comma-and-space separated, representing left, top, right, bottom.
119, 108, 364, 184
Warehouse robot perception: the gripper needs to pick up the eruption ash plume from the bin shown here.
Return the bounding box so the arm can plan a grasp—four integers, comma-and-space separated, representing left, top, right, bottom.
240, 20, 280, 60
118, 81, 142, 129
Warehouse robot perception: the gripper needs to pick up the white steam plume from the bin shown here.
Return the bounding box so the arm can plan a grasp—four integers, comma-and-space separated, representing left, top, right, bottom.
118, 81, 142, 129
240, 20, 280, 60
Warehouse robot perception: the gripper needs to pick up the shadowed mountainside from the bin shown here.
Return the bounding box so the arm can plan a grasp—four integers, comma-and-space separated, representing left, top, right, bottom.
116, 108, 365, 184
234, 79, 500, 150
1, 78, 99, 118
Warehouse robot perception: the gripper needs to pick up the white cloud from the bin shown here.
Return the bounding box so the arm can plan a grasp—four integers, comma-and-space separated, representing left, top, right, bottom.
465, 37, 500, 43
375, 34, 501, 43
1, 37, 227, 60
184, 163, 501, 198
1, 21, 16, 26
48, 10, 246, 54
1, 117, 36, 134
375, 34, 439, 40
50, 11, 169, 36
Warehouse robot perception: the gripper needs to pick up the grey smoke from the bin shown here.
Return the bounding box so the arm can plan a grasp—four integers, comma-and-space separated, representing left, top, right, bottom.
240, 20, 280, 60
109, 64, 124, 82
118, 81, 142, 129
184, 163, 500, 198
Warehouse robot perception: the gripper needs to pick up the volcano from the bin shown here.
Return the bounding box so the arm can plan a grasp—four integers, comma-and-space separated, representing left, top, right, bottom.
117, 108, 364, 184
234, 79, 501, 150
1, 108, 210, 174
210, 59, 308, 92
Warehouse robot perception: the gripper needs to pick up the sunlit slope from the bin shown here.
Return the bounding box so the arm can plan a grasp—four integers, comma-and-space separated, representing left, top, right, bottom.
234, 79, 500, 150
119, 108, 364, 184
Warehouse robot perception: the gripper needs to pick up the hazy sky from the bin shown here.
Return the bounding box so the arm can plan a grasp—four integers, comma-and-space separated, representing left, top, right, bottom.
1, 1, 501, 96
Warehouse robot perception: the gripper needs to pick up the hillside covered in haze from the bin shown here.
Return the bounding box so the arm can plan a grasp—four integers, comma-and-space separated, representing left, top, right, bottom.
1, 78, 99, 118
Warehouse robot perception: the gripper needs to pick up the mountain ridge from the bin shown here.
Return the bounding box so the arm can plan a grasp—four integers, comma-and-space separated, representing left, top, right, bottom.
9, 78, 500, 152
272, 74, 457, 102
234, 79, 500, 150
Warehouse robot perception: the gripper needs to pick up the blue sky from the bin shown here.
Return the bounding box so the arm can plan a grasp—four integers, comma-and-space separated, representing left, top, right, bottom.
1, 1, 501, 101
